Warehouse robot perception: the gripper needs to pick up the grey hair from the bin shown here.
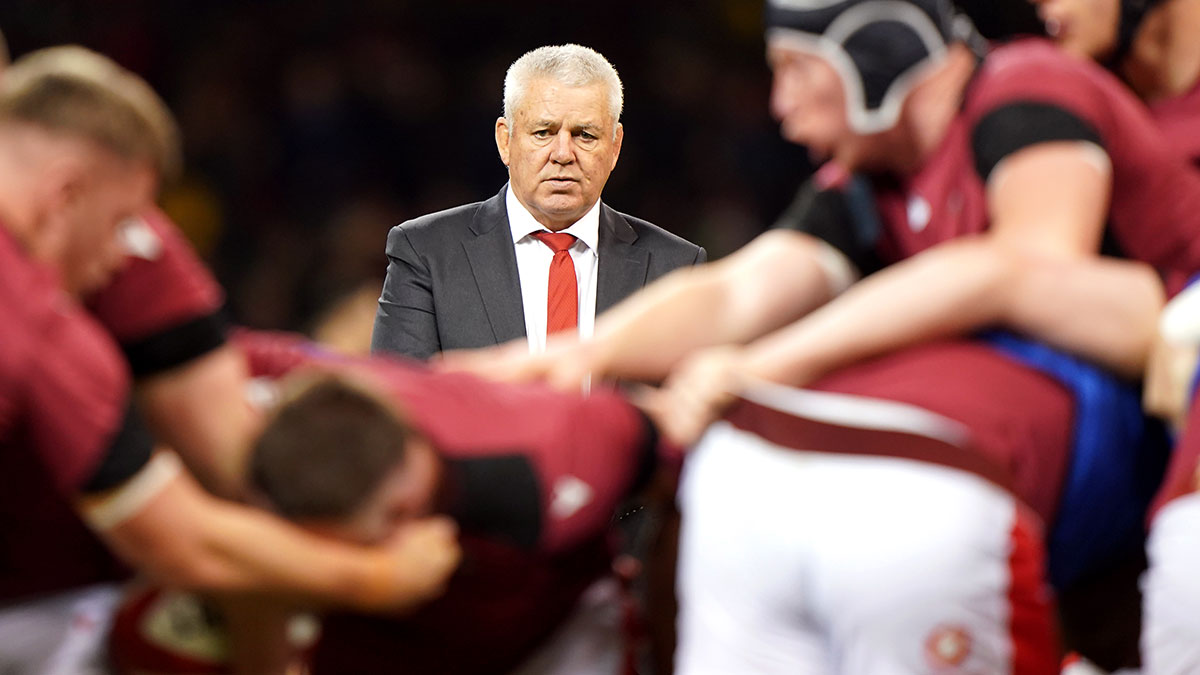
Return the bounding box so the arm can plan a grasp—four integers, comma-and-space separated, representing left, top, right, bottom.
503, 44, 623, 134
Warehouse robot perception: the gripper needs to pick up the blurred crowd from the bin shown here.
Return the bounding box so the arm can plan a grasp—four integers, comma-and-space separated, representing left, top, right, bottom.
0, 0, 1036, 336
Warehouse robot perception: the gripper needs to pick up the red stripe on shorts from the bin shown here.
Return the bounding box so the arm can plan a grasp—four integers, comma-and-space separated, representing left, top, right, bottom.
1007, 505, 1060, 675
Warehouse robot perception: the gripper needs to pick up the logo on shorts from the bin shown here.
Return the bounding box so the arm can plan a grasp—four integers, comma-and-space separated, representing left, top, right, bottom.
924, 624, 972, 668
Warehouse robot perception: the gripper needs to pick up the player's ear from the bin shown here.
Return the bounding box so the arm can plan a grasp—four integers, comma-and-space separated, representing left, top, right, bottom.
41, 154, 88, 211
28, 155, 88, 264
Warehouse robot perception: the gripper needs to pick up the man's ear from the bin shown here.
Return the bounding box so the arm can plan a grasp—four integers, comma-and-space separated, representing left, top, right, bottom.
495, 116, 512, 167
611, 122, 624, 170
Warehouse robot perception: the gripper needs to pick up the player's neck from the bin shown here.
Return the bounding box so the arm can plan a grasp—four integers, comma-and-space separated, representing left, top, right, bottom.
892, 45, 977, 175
1123, 0, 1200, 101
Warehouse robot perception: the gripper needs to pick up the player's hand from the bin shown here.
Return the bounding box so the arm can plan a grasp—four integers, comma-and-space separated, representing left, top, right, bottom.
1144, 282, 1200, 430
375, 516, 461, 611
652, 345, 747, 447
1143, 334, 1198, 430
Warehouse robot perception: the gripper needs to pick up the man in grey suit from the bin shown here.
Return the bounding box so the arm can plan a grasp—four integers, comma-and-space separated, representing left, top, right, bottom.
372, 44, 705, 361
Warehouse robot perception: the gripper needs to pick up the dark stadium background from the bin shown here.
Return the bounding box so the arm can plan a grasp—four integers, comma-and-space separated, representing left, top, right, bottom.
0, 1, 1041, 336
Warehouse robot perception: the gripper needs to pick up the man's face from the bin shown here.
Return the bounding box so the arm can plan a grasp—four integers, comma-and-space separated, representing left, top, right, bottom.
767, 41, 864, 166
495, 77, 623, 231
54, 157, 157, 296
1030, 0, 1121, 59
329, 440, 442, 545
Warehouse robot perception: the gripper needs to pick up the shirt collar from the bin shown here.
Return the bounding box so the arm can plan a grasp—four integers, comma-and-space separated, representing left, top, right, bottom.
506, 184, 601, 252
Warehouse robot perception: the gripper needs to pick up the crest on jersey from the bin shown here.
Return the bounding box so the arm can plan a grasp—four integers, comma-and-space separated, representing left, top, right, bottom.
550, 474, 594, 519
924, 623, 972, 668
118, 216, 164, 260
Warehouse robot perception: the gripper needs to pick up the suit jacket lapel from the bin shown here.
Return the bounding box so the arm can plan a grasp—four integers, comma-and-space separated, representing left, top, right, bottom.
463, 188, 527, 344
596, 203, 650, 315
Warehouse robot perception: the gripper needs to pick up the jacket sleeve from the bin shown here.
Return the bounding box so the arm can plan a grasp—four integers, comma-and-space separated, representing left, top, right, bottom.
371, 225, 440, 361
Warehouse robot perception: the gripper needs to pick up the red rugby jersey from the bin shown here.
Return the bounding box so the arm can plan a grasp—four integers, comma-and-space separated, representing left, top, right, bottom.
235, 337, 660, 674
858, 39, 1200, 284
87, 207, 226, 377
1150, 79, 1200, 167
0, 228, 145, 601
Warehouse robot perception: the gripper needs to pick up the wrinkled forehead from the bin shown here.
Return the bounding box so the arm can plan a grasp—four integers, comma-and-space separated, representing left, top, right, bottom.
514, 78, 615, 124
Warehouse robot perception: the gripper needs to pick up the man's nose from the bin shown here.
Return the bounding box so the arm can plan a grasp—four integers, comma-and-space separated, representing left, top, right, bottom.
550, 129, 574, 164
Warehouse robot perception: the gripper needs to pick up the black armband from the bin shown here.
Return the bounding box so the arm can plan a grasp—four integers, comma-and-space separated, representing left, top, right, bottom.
123, 310, 229, 378
972, 101, 1104, 182
773, 176, 884, 276
446, 455, 542, 549
628, 409, 662, 496
81, 401, 155, 493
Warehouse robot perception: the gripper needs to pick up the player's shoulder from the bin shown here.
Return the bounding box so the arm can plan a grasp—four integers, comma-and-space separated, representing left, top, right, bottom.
977, 37, 1089, 82
0, 231, 124, 387
0, 230, 66, 333
966, 38, 1116, 128
969, 38, 1111, 106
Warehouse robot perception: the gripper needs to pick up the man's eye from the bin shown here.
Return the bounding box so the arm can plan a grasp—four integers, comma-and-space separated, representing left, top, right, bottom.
579, 131, 597, 141
533, 129, 551, 138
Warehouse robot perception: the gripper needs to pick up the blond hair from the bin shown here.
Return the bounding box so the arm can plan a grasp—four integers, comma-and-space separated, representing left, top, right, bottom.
0, 45, 181, 183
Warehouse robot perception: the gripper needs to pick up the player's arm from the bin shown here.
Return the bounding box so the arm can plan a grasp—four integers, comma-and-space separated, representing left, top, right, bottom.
372, 225, 441, 360
739, 119, 1161, 386
135, 344, 255, 499
90, 211, 253, 498
529, 389, 682, 554
36, 310, 460, 613
79, 450, 460, 612
652, 145, 1161, 444
446, 228, 846, 389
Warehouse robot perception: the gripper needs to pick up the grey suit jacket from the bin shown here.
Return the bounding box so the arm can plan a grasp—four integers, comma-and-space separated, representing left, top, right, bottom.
371, 187, 707, 360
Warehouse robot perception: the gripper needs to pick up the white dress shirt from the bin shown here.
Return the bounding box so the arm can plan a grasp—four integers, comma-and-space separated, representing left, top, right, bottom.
506, 185, 600, 354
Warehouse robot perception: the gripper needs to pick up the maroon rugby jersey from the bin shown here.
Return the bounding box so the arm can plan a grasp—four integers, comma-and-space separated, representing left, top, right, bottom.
235, 336, 662, 674
859, 39, 1200, 284
1150, 79, 1200, 166
0, 227, 148, 601
805, 340, 1074, 524
0, 209, 226, 602
88, 207, 226, 377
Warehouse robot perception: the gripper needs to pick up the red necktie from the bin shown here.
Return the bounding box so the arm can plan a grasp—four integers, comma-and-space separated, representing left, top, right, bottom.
532, 231, 578, 335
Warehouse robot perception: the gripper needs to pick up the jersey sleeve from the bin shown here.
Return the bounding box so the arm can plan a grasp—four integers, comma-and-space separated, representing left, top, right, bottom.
965, 41, 1112, 183
970, 102, 1104, 182
25, 307, 153, 495
773, 170, 885, 277
231, 328, 347, 379
87, 208, 227, 378
535, 390, 659, 554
